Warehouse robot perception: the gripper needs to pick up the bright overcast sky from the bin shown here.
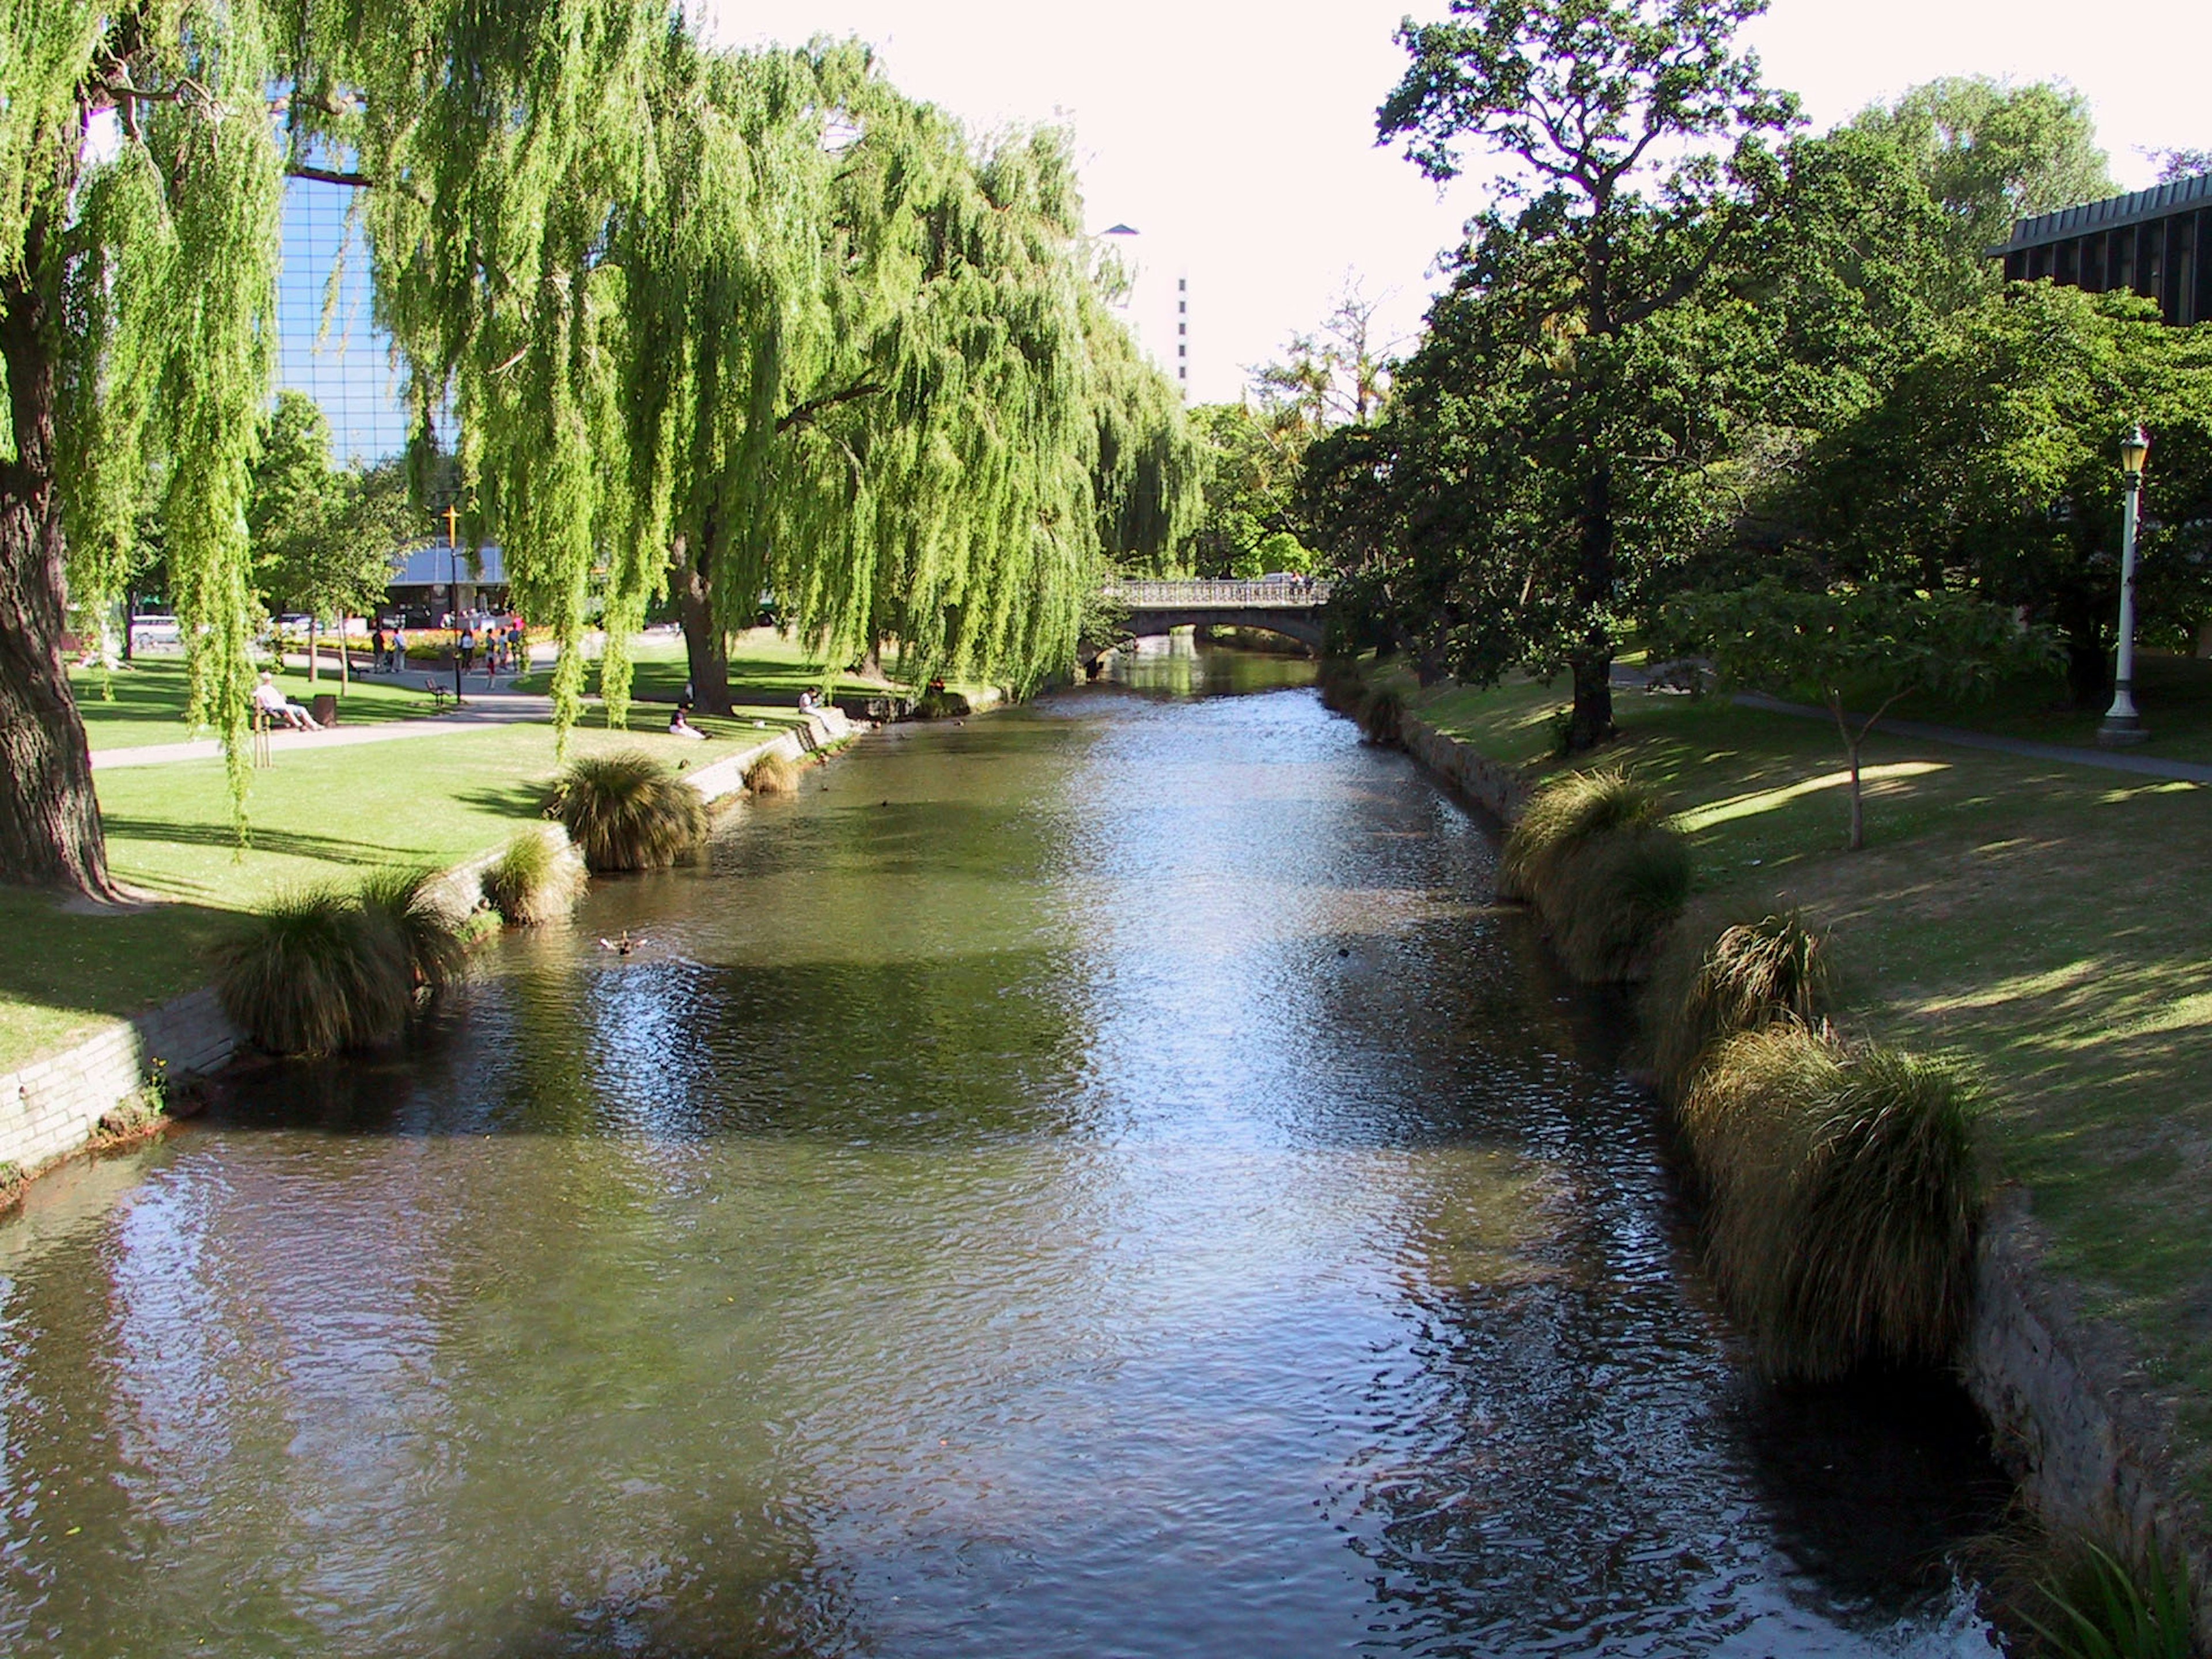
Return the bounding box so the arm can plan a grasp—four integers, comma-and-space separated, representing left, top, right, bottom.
704, 0, 2212, 404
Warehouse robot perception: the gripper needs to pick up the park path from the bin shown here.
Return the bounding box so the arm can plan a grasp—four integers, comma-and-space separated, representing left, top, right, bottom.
1730, 691, 2212, 784
92, 693, 558, 770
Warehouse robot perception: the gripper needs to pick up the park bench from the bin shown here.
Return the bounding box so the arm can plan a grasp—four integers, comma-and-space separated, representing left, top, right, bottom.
425, 677, 460, 715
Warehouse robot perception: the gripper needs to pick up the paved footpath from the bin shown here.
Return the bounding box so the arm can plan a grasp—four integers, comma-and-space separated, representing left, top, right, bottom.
1731, 691, 2212, 785
92, 692, 558, 770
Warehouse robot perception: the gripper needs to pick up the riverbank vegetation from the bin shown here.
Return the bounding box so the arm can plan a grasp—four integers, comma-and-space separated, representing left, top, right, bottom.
211, 885, 419, 1056
482, 831, 589, 928
2, 4, 1200, 896
548, 752, 709, 873
1498, 771, 1691, 983
1355, 660, 2212, 1518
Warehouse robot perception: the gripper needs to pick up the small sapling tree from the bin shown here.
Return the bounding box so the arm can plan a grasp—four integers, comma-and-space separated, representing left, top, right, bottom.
1666, 579, 2055, 849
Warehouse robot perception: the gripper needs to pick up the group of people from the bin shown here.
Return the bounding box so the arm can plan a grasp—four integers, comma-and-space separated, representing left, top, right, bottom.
364, 618, 528, 679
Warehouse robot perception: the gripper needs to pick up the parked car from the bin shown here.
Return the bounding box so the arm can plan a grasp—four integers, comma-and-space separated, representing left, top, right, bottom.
130, 613, 181, 648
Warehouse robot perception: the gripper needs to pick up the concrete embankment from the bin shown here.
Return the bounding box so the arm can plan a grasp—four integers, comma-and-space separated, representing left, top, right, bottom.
1342, 667, 2211, 1636
1, 705, 861, 1203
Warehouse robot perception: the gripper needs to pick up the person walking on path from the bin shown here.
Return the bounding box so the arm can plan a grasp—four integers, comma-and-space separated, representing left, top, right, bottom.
392, 624, 408, 673
459, 626, 476, 674
371, 624, 388, 672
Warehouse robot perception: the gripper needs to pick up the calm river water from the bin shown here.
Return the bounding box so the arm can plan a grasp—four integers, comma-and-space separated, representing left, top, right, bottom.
0, 649, 2010, 1656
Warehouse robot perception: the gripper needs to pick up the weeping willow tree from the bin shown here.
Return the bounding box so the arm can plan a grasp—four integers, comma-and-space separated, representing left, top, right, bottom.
4, 1, 282, 895
2, 4, 1192, 894
608, 40, 1200, 718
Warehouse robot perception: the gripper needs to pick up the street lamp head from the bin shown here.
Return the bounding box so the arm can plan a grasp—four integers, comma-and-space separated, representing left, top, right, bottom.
2120, 425, 2150, 478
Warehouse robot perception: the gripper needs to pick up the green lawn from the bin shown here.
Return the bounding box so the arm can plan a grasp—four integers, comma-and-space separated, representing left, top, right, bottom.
70, 656, 444, 751
9, 634, 870, 1076
1380, 661, 2212, 1502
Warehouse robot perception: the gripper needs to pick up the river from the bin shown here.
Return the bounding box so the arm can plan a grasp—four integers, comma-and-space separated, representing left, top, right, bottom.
0, 647, 2009, 1656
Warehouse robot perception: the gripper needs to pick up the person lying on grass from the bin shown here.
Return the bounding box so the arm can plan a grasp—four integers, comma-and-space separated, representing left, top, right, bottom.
252, 671, 323, 731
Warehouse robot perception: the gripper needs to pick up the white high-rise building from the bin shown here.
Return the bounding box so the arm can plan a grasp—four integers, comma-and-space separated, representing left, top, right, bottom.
1097, 224, 1189, 400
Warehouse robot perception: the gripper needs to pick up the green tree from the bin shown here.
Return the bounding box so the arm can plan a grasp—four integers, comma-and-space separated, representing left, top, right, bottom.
1377, 0, 1800, 749
1849, 78, 2114, 275
1791, 283, 2212, 706
1664, 579, 2055, 849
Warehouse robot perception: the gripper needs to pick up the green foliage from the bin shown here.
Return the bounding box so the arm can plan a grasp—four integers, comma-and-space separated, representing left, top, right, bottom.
1500, 771, 1690, 981
1664, 577, 2058, 847
210, 885, 412, 1056
547, 751, 709, 872
2027, 1540, 2198, 1659
1790, 283, 2212, 702
1682, 1027, 1984, 1380
249, 393, 416, 627
482, 830, 589, 926
355, 865, 469, 995
1849, 78, 2115, 274
1645, 911, 1830, 1100
744, 752, 800, 797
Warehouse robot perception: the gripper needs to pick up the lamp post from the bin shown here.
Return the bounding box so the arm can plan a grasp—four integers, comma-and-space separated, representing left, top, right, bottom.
2098, 426, 2152, 747
445, 502, 465, 705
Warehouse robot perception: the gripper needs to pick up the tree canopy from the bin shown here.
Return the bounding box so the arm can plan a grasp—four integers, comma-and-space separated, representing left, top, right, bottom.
1, 2, 1191, 894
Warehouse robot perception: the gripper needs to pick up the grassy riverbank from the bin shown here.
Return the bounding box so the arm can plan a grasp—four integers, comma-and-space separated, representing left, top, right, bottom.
1369, 660, 2212, 1499
6, 636, 872, 1074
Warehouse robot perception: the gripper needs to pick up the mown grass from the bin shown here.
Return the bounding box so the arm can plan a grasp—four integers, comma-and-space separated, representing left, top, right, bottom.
68, 656, 436, 751
1376, 657, 2212, 1501
0, 719, 737, 1072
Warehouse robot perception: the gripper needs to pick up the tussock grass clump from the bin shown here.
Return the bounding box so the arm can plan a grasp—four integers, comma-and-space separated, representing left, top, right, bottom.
357, 865, 471, 994
2027, 1538, 2197, 1659
1645, 911, 1830, 1100
211, 885, 413, 1055
548, 750, 708, 872
483, 830, 588, 926
1548, 828, 1694, 982
1498, 770, 1689, 980
1316, 657, 1363, 714
745, 751, 800, 797
1681, 1025, 1983, 1380
1498, 768, 1669, 899
1358, 687, 1404, 747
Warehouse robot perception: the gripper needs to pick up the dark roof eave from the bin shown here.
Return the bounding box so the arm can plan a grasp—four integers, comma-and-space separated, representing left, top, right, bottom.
1994, 171, 2212, 256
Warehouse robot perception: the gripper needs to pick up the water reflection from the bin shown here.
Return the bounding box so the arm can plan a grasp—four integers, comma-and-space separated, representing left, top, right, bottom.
0, 656, 2007, 1656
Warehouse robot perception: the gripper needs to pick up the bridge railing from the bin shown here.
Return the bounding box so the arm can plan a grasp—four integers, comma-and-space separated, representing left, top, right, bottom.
1100, 578, 1332, 608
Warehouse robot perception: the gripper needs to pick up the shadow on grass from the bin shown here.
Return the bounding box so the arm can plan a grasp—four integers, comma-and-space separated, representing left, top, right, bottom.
100, 815, 431, 865
0, 888, 240, 1068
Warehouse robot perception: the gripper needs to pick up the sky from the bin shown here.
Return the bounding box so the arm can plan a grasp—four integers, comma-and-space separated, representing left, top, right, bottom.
705, 0, 2212, 404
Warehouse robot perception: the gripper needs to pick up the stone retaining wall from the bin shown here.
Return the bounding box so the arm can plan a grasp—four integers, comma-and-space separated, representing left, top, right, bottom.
0, 988, 238, 1177
683, 707, 852, 803
1374, 685, 2210, 1635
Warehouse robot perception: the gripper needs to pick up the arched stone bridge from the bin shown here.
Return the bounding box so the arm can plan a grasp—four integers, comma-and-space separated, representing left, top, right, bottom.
1097, 578, 1332, 652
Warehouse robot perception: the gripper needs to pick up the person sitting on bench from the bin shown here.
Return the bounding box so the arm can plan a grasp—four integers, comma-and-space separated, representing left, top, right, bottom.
253, 671, 322, 730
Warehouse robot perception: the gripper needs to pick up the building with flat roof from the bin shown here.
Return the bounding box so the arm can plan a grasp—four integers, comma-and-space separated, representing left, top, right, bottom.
1990, 172, 2212, 325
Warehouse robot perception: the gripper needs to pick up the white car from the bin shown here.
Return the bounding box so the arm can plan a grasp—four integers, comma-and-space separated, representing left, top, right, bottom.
130, 614, 181, 647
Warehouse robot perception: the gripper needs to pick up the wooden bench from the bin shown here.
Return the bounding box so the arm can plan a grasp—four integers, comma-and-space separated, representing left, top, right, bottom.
425, 678, 459, 715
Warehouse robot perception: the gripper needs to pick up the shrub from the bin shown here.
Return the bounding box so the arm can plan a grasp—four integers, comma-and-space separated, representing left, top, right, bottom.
210, 885, 413, 1055
745, 751, 800, 797
1358, 687, 1404, 747
1645, 911, 1830, 1101
1547, 827, 1694, 982
1316, 657, 1362, 714
357, 865, 470, 994
1498, 770, 1688, 981
1681, 1026, 1983, 1380
2027, 1539, 2197, 1659
1498, 769, 1669, 901
482, 830, 588, 926
547, 750, 708, 872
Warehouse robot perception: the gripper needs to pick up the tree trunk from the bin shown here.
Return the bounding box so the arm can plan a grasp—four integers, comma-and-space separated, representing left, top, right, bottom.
1563, 462, 1617, 751
672, 531, 733, 716
0, 248, 118, 898
338, 613, 350, 691
308, 614, 320, 683
1846, 738, 1865, 852
2063, 634, 2109, 710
